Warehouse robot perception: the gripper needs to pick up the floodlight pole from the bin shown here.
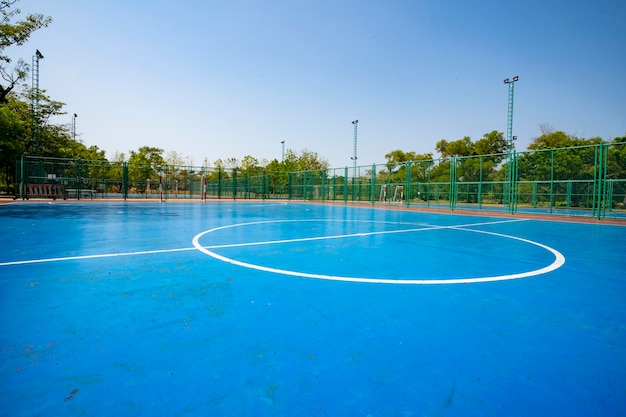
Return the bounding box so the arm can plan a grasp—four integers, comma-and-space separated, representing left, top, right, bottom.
503, 75, 519, 208
351, 120, 358, 179
32, 49, 44, 155
72, 113, 77, 141
503, 76, 518, 154
281, 140, 285, 162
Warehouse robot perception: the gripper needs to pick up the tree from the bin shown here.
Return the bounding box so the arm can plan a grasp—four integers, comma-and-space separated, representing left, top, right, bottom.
430, 131, 507, 183
383, 149, 433, 182
436, 136, 473, 158
240, 155, 259, 174
436, 131, 506, 158
213, 159, 224, 170
296, 149, 329, 172
128, 146, 165, 182
129, 146, 165, 166
384, 149, 415, 178
0, 0, 52, 102
527, 131, 577, 150
0, 97, 24, 191
474, 130, 506, 158
224, 157, 239, 171
0, 88, 104, 192
522, 131, 601, 180
606, 137, 626, 207
518, 131, 606, 207
18, 87, 70, 156
165, 150, 186, 167
281, 149, 299, 173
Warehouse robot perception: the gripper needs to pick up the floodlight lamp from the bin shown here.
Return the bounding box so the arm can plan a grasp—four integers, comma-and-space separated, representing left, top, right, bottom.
513, 135, 517, 141
513, 75, 519, 82
503, 78, 510, 84
36, 49, 44, 59
74, 113, 78, 118
352, 119, 358, 124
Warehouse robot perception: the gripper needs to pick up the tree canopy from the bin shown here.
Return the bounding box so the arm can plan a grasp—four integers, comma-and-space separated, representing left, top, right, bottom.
0, 0, 51, 102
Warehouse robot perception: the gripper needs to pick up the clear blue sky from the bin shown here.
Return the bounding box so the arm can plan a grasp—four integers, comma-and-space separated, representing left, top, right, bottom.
9, 0, 626, 168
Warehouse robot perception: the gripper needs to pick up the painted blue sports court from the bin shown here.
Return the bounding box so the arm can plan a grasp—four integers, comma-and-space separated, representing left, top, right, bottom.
1, 201, 625, 416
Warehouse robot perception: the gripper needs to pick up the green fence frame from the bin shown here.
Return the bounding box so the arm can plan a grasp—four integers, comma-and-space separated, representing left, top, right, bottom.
14, 142, 626, 220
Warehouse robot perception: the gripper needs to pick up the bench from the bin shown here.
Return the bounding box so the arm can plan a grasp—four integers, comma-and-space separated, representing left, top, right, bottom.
26, 184, 66, 200
65, 189, 96, 199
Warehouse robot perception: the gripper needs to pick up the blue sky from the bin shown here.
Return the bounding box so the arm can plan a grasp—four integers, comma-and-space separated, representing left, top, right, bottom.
8, 0, 626, 168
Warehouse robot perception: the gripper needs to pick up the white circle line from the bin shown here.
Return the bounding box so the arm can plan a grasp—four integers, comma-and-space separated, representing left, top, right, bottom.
191, 219, 566, 285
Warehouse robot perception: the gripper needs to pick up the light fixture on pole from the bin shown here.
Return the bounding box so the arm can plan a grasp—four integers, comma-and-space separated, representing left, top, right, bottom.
281, 140, 285, 162
351, 120, 358, 179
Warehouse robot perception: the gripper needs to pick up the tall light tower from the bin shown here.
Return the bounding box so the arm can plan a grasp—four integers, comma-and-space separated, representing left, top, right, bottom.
32, 49, 44, 155
281, 140, 285, 162
503, 76, 519, 154
351, 119, 358, 178
503, 75, 519, 208
72, 113, 78, 141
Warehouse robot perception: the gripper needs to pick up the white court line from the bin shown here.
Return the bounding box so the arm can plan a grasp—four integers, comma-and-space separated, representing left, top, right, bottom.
1, 217, 545, 284
192, 218, 565, 284
198, 218, 529, 250
0, 218, 443, 266
0, 247, 196, 267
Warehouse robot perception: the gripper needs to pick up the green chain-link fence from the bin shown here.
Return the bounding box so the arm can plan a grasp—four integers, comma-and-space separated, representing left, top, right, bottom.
15, 142, 626, 219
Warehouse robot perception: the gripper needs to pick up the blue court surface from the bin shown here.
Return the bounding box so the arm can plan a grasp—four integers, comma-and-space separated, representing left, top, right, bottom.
1, 201, 625, 416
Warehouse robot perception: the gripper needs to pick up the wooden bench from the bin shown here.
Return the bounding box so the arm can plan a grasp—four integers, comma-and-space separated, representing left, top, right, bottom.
26, 184, 66, 200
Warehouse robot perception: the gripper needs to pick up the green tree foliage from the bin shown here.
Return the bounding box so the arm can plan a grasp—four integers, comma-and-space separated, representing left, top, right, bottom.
383, 149, 433, 182
240, 155, 260, 174
607, 137, 626, 180
475, 131, 507, 158
607, 137, 626, 206
165, 150, 189, 167
0, 90, 106, 191
528, 131, 588, 150
128, 146, 165, 165
436, 131, 506, 158
518, 131, 601, 182
295, 149, 329, 171
515, 131, 617, 207
0, 0, 52, 102
428, 131, 507, 183
0, 0, 71, 191
127, 146, 165, 182
0, 99, 23, 188
436, 136, 473, 158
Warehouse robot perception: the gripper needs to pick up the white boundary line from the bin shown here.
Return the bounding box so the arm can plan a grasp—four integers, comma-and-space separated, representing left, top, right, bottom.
1, 218, 566, 286
191, 218, 566, 285
0, 247, 195, 267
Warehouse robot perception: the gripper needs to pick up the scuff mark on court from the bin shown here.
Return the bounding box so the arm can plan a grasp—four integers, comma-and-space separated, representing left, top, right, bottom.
443, 379, 456, 407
